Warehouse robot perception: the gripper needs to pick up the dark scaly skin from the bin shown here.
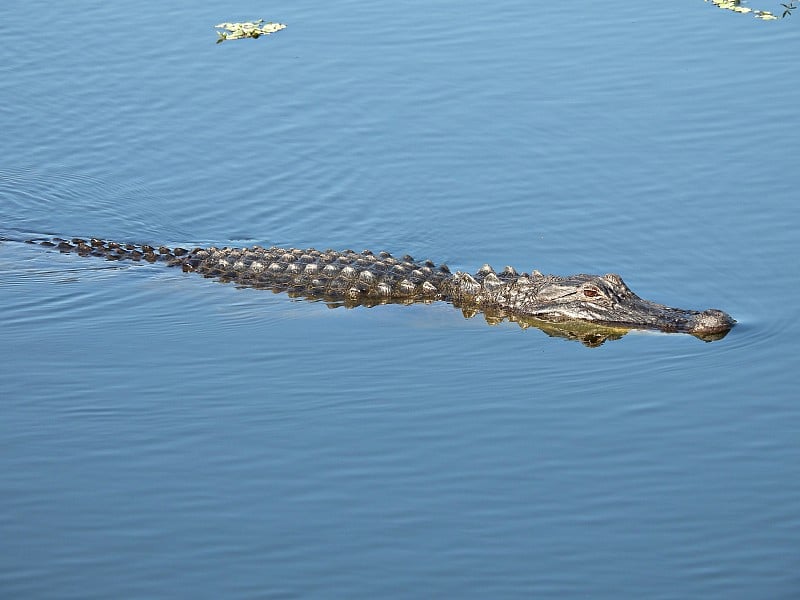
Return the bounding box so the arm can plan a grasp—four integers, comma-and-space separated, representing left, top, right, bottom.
29, 237, 736, 341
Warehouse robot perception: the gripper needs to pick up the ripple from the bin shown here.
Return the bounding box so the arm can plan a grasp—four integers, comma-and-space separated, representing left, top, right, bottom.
0, 166, 186, 244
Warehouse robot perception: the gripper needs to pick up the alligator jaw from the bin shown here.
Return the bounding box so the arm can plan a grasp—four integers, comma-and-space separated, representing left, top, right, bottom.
610, 301, 737, 340
592, 298, 737, 337
526, 299, 736, 340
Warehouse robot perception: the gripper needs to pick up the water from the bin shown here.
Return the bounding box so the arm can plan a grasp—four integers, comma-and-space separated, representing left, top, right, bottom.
1, 1, 798, 598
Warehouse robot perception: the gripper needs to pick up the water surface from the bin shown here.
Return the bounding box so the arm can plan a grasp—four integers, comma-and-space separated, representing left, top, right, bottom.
1, 1, 798, 598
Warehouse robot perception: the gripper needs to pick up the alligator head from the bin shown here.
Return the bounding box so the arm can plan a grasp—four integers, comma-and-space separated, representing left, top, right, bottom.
451, 270, 736, 341
505, 272, 735, 340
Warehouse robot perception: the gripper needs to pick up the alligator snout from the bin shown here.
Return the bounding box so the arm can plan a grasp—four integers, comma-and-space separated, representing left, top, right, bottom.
688, 309, 736, 335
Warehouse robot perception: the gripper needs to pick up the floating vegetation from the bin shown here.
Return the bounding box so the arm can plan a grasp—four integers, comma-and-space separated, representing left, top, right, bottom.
215, 20, 286, 44
705, 0, 792, 19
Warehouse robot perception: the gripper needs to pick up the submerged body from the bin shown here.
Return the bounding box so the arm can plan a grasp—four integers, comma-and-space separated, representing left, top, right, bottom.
32, 237, 735, 340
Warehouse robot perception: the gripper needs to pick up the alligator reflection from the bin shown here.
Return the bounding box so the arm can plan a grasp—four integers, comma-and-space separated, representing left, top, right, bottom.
500, 313, 730, 346
313, 298, 730, 347
471, 308, 631, 347
478, 309, 731, 345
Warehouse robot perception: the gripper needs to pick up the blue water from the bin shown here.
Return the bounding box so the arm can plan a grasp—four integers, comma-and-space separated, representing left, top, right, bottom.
1, 1, 798, 598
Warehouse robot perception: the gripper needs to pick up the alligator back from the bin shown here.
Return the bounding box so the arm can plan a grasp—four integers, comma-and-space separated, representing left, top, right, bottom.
36, 237, 457, 306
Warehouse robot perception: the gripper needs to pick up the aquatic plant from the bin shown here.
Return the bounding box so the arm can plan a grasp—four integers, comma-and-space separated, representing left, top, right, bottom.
215, 20, 286, 44
705, 0, 793, 19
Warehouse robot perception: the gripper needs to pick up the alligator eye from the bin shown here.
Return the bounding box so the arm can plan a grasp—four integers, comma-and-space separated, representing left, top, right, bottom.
583, 288, 600, 298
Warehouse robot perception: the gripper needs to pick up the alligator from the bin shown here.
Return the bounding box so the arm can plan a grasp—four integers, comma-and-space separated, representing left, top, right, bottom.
23, 236, 736, 343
